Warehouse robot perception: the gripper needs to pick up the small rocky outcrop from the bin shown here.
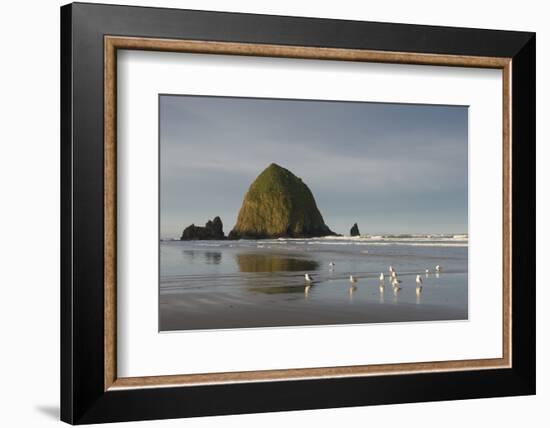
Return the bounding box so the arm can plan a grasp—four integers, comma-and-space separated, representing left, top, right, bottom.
228, 163, 336, 239
180, 216, 226, 240
350, 223, 360, 237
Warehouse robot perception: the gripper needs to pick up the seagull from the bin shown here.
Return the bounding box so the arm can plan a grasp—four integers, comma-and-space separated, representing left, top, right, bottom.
436, 265, 442, 272
389, 265, 394, 274
349, 275, 358, 284
379, 272, 385, 281
304, 273, 313, 283
391, 270, 397, 279
329, 261, 335, 269
391, 277, 402, 287
416, 275, 423, 286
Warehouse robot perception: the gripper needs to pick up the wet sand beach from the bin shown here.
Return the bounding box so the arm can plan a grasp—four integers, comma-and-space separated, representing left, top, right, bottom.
160, 236, 468, 331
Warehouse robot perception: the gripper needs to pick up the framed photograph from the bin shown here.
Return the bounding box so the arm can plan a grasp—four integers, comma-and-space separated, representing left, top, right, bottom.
61, 2, 535, 424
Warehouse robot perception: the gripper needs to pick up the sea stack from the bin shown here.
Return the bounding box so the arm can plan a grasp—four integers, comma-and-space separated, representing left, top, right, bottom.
228, 163, 336, 239
181, 216, 226, 240
350, 223, 360, 237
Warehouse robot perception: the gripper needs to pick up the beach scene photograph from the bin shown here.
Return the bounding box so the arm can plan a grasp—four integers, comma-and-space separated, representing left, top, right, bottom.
159, 94, 468, 331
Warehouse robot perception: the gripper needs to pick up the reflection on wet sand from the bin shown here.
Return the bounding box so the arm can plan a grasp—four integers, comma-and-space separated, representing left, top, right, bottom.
236, 253, 319, 272
204, 251, 222, 264
236, 253, 320, 295
160, 240, 468, 331
348, 285, 357, 302
182, 250, 222, 265
248, 284, 305, 295
182, 249, 196, 261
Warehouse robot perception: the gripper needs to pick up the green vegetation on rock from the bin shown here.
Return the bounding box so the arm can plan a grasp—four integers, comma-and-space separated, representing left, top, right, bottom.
228, 163, 336, 239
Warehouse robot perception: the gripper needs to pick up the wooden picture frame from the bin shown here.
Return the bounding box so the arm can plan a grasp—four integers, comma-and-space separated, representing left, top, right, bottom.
61, 2, 535, 424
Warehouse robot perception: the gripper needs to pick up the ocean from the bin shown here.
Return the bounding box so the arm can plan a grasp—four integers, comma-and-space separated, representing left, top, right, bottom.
159, 235, 468, 331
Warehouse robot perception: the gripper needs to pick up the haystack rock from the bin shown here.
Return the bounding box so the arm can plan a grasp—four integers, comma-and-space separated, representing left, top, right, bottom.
180, 216, 225, 240
350, 223, 360, 237
228, 163, 336, 239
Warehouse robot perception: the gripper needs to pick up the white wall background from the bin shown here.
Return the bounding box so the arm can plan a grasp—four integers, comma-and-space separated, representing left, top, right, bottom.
0, 0, 545, 427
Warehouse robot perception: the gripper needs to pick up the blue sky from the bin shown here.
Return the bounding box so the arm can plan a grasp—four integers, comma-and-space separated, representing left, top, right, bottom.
160, 95, 468, 238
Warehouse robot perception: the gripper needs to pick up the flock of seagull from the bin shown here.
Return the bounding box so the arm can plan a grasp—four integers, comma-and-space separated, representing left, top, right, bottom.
303, 264, 442, 297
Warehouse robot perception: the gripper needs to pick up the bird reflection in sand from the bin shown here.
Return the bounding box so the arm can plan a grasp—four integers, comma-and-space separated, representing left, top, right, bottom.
379, 286, 385, 304
416, 275, 423, 293
415, 276, 423, 304
348, 285, 357, 302
304, 273, 314, 300
378, 272, 386, 302
392, 285, 401, 298
348, 275, 358, 302
304, 284, 311, 299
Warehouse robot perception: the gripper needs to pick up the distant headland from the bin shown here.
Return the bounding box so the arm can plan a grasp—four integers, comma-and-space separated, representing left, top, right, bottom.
180, 163, 338, 240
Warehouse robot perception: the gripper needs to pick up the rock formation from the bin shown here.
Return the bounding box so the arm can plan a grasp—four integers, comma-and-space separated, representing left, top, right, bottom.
350, 223, 360, 237
228, 163, 336, 239
180, 216, 226, 240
